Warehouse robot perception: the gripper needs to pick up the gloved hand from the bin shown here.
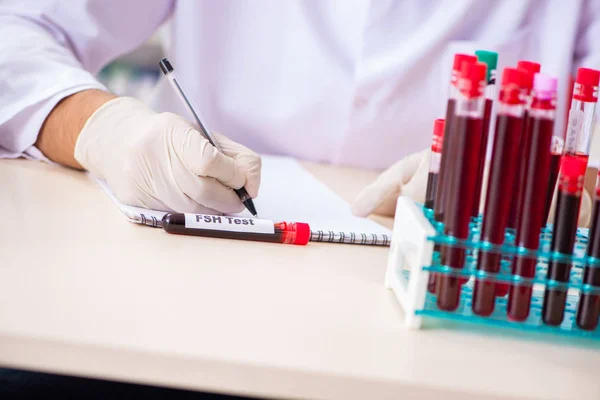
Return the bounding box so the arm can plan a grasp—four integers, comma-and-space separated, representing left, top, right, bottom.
74, 97, 261, 214
352, 149, 429, 217
352, 145, 594, 229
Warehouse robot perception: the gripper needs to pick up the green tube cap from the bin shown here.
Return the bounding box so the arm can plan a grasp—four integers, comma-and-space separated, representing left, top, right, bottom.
475, 50, 498, 83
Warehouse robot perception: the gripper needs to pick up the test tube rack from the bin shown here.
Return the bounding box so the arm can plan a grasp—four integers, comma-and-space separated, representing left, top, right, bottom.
385, 196, 600, 340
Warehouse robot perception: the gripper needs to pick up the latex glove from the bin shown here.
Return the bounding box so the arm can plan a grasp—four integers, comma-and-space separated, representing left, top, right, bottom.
75, 97, 261, 214
352, 149, 429, 217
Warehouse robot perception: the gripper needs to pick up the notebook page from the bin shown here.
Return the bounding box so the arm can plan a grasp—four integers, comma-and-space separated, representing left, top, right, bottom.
95, 155, 391, 235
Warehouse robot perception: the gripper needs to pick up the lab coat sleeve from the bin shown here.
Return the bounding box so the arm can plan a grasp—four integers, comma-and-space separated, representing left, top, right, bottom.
573, 0, 600, 74
0, 0, 174, 159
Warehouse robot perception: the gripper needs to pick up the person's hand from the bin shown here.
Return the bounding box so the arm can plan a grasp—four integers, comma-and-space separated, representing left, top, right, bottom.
74, 97, 261, 214
351, 144, 594, 229
352, 149, 429, 217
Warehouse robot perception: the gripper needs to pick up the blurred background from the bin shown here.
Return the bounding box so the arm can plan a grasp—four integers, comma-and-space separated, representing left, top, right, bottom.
97, 30, 165, 104
96, 23, 600, 170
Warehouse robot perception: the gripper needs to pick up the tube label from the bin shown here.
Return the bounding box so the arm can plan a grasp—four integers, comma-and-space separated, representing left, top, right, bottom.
184, 214, 275, 234
429, 152, 441, 173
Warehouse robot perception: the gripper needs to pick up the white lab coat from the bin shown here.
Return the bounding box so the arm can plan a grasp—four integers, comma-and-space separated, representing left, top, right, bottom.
0, 0, 599, 169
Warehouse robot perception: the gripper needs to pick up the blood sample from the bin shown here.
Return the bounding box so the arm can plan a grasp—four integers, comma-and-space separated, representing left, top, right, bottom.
543, 150, 563, 227
437, 61, 487, 311
542, 67, 600, 326
161, 213, 311, 245
472, 68, 525, 316
577, 172, 600, 330
472, 50, 498, 218
429, 54, 476, 295
508, 61, 542, 231
507, 74, 558, 321
425, 119, 446, 209
433, 54, 478, 224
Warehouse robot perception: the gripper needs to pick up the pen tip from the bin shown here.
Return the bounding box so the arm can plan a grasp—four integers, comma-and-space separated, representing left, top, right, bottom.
253, 213, 259, 218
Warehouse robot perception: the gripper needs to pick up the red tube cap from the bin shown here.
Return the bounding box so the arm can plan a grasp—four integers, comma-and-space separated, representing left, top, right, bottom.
460, 61, 487, 82
433, 119, 445, 137
518, 70, 534, 91
500, 68, 523, 104
517, 60, 541, 75
294, 222, 311, 245
432, 119, 445, 152
576, 67, 600, 87
574, 67, 600, 102
459, 62, 487, 98
501, 67, 523, 87
517, 61, 541, 91
453, 54, 477, 71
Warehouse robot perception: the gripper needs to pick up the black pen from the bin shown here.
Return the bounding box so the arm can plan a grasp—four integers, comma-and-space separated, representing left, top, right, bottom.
159, 57, 258, 217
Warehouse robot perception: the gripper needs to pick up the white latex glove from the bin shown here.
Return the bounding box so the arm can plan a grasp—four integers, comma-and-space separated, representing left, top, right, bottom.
352, 149, 429, 217
75, 97, 261, 214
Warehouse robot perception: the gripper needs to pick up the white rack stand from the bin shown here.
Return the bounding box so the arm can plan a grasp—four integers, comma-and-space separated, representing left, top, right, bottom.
385, 197, 437, 329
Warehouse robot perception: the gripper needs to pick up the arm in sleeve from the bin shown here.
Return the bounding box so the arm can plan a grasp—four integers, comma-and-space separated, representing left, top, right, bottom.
573, 0, 600, 73
0, 0, 174, 158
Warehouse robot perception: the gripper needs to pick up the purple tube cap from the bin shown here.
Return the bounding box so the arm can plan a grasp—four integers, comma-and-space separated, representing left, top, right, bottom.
533, 73, 557, 99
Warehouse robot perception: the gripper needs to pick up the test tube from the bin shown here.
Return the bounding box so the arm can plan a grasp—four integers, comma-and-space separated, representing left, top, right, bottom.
576, 171, 600, 330
495, 61, 543, 298
429, 55, 477, 295
471, 50, 498, 218
542, 67, 600, 326
507, 74, 558, 321
433, 54, 478, 224
162, 213, 311, 245
426, 119, 446, 292
472, 68, 525, 316
424, 119, 446, 209
543, 139, 564, 227
508, 61, 542, 231
437, 61, 487, 311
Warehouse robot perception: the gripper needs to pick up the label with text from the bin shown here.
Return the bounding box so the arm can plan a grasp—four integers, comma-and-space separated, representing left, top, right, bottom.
184, 214, 275, 234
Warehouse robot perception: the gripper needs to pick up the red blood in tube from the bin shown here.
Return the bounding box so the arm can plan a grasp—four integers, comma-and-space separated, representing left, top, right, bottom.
577, 197, 600, 330
472, 114, 523, 316
425, 119, 446, 209
543, 153, 562, 226
437, 62, 487, 310
472, 68, 524, 316
437, 117, 484, 310
434, 99, 457, 224
507, 117, 555, 321
434, 55, 477, 225
472, 98, 493, 217
542, 153, 588, 325
509, 110, 531, 229
508, 62, 541, 231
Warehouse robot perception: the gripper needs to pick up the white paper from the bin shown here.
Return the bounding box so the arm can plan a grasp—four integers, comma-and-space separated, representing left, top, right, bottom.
96, 155, 391, 236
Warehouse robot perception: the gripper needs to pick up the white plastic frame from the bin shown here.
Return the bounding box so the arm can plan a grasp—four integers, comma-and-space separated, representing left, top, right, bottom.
385, 197, 436, 329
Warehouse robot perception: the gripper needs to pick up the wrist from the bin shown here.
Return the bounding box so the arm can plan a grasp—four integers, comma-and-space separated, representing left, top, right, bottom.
74, 96, 156, 179
37, 89, 117, 169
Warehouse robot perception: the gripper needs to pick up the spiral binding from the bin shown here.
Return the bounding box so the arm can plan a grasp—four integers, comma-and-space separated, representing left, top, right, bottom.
309, 230, 390, 246
137, 213, 162, 228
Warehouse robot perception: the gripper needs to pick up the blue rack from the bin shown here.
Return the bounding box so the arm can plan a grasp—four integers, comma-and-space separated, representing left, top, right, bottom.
384, 197, 600, 341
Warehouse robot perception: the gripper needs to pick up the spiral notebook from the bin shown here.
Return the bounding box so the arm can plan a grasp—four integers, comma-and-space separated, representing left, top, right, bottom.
95, 155, 392, 246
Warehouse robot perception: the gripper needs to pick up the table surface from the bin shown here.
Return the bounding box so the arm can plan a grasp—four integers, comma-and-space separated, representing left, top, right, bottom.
1, 158, 599, 400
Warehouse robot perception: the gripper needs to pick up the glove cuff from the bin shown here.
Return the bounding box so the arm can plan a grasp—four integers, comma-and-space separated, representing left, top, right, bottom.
74, 96, 155, 178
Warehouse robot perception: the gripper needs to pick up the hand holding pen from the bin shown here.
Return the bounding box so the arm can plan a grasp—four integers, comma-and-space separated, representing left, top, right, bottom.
159, 58, 259, 217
